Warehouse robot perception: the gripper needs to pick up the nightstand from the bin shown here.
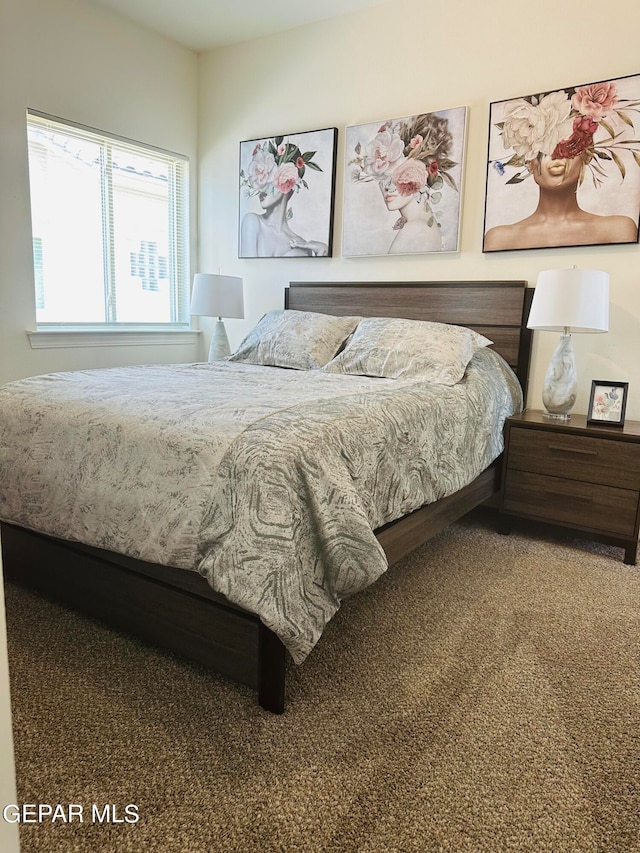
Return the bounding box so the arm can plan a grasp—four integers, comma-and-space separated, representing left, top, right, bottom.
500, 410, 640, 565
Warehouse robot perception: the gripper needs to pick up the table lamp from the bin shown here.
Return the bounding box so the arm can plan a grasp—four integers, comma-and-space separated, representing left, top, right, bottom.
190, 273, 244, 361
527, 268, 609, 420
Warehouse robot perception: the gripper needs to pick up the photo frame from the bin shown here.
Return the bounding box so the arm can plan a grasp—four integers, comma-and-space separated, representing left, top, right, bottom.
483, 73, 640, 252
587, 380, 628, 427
342, 107, 468, 257
238, 127, 337, 258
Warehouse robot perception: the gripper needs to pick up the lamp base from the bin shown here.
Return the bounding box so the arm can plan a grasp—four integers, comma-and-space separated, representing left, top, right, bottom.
542, 411, 572, 422
208, 319, 230, 362
541, 334, 577, 419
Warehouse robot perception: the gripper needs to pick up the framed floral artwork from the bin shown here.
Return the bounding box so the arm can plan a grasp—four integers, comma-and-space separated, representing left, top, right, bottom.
238, 127, 337, 258
587, 380, 628, 427
483, 74, 640, 252
342, 107, 468, 257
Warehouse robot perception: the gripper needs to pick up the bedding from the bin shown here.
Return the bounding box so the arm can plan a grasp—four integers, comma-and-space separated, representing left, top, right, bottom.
0, 348, 521, 663
322, 316, 492, 383
228, 308, 360, 370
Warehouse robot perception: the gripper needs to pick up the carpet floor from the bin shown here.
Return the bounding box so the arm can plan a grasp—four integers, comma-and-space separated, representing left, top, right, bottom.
5, 510, 640, 853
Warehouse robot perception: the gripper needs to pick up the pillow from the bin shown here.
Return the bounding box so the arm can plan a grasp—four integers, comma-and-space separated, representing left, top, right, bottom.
228, 309, 361, 370
321, 316, 492, 384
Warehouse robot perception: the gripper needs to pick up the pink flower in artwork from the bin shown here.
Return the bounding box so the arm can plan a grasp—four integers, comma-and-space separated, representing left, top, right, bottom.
296, 156, 305, 169
572, 82, 618, 121
273, 162, 299, 194
573, 115, 599, 135
410, 134, 424, 149
277, 142, 286, 156
391, 159, 428, 196
427, 160, 439, 176
551, 115, 599, 160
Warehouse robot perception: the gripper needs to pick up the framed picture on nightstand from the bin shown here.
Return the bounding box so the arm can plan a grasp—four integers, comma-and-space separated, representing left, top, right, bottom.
587, 380, 628, 426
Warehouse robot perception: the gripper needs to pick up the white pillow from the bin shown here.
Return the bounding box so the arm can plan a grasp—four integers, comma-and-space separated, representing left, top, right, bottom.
228, 309, 360, 370
321, 316, 492, 384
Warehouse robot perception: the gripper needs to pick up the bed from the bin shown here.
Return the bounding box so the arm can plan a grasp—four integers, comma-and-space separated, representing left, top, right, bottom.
1, 280, 532, 713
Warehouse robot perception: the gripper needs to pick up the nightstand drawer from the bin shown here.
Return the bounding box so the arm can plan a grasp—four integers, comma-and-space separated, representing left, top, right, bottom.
503, 470, 639, 536
507, 428, 640, 490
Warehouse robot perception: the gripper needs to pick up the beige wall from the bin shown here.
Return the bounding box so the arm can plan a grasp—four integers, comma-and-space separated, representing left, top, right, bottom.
199, 0, 640, 419
0, 0, 200, 386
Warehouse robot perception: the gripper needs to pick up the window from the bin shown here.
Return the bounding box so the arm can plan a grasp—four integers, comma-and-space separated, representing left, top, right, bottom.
26, 110, 190, 330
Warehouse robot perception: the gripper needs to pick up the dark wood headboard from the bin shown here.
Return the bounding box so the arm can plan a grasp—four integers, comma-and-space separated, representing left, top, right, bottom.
285, 280, 533, 399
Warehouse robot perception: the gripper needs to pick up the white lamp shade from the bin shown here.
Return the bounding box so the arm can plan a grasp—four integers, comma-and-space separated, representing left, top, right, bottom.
527, 268, 609, 334
190, 274, 244, 319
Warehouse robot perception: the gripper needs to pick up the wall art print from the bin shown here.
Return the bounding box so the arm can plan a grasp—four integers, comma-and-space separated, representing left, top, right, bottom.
238, 127, 337, 258
342, 107, 468, 257
483, 73, 640, 252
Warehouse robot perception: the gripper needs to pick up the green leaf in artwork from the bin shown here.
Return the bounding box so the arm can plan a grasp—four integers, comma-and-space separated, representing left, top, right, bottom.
430, 191, 442, 205
504, 153, 526, 168
615, 110, 635, 128
505, 172, 527, 185
302, 151, 317, 162
306, 162, 322, 171
428, 174, 443, 190
441, 172, 458, 192
281, 144, 299, 164
589, 158, 608, 178
275, 136, 284, 147
600, 119, 615, 139
610, 150, 626, 179
633, 150, 640, 168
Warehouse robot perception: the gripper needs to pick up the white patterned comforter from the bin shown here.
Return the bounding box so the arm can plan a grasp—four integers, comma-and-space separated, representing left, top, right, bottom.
0, 350, 521, 662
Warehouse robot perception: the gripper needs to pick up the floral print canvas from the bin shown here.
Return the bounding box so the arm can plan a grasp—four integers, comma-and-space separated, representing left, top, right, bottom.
238, 127, 337, 258
342, 107, 468, 257
483, 74, 640, 252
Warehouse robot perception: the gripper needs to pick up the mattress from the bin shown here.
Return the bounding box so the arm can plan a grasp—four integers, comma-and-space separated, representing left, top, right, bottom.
0, 349, 521, 662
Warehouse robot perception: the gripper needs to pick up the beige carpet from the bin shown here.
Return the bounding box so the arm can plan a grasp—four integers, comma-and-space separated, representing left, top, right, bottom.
5, 510, 640, 853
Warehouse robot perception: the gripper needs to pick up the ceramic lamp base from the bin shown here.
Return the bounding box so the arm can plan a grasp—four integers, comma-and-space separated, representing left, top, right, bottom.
541, 334, 577, 419
208, 319, 230, 361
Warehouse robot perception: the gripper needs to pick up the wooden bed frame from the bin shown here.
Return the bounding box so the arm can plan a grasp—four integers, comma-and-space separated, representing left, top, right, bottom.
2, 280, 533, 713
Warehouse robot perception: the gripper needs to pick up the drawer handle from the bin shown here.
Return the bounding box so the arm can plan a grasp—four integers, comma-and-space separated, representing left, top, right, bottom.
547, 443, 598, 456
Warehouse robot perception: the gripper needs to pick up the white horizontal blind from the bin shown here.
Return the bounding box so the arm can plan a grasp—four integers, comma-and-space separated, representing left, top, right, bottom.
26, 110, 190, 329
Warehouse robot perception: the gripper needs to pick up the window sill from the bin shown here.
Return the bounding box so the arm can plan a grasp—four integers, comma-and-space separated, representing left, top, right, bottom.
27, 329, 200, 349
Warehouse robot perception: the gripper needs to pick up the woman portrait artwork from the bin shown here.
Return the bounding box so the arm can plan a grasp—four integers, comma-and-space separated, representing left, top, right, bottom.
238, 127, 337, 258
483, 75, 640, 251
342, 107, 468, 256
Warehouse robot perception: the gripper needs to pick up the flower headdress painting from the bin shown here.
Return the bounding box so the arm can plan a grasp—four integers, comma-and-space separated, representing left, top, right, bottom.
238, 127, 337, 258
342, 107, 468, 257
483, 74, 640, 252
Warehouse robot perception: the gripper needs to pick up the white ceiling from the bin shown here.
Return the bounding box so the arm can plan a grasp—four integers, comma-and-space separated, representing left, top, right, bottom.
89, 0, 391, 52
